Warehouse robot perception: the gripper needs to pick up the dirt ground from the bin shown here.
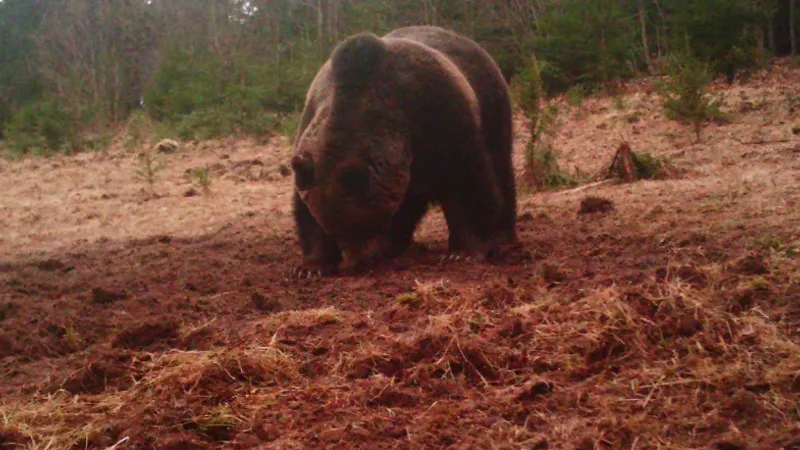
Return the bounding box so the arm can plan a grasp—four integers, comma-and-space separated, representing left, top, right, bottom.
1, 61, 799, 450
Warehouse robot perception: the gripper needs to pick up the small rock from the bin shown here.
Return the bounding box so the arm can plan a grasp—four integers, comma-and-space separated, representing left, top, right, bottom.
0, 302, 19, 321
153, 138, 180, 154
320, 427, 348, 443
531, 439, 549, 449
771, 435, 800, 450
0, 425, 29, 447
232, 433, 261, 447
675, 265, 708, 287
675, 314, 702, 337
91, 287, 128, 304
498, 318, 524, 339
542, 263, 567, 284
733, 253, 769, 275
251, 292, 282, 313
279, 163, 292, 177
112, 320, 180, 350
715, 440, 745, 450
743, 382, 771, 393
35, 258, 66, 272
517, 211, 535, 222
579, 196, 614, 214
0, 333, 16, 357
646, 205, 665, 218
184, 188, 198, 197
516, 379, 554, 402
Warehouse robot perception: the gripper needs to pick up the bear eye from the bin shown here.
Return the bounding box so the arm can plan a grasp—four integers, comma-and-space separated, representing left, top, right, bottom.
338, 165, 370, 196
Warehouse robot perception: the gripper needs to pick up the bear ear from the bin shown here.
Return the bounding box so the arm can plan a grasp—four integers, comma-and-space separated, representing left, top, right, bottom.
291, 154, 315, 190
337, 164, 370, 196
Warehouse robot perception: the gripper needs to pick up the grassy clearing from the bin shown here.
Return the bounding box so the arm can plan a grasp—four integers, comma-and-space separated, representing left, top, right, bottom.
0, 61, 799, 449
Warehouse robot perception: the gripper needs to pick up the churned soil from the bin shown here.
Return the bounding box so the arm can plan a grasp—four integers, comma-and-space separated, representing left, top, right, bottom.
1, 61, 799, 449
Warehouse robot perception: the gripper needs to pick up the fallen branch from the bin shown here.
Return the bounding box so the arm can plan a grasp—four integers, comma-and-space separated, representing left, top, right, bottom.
733, 138, 800, 146
107, 437, 130, 450
559, 180, 614, 195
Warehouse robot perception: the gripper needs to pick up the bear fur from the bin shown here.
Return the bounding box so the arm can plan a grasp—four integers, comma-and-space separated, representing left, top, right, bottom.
290, 25, 516, 275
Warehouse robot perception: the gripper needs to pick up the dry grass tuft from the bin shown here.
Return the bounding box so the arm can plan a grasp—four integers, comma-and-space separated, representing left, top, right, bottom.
138, 345, 301, 403
0, 390, 123, 449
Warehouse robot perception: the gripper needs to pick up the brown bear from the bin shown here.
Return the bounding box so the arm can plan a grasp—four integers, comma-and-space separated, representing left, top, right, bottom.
290, 25, 517, 276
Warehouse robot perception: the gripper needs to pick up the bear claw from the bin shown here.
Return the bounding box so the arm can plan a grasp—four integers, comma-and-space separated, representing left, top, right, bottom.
438, 254, 478, 264
289, 266, 326, 279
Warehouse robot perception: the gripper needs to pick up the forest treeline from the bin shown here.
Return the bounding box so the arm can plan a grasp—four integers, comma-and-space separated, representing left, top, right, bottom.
0, 0, 797, 155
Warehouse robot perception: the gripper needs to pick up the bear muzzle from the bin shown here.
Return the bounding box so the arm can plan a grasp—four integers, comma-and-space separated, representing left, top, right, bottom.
338, 236, 385, 273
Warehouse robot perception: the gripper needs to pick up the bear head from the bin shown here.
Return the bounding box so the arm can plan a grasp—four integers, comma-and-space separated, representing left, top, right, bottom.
292, 131, 410, 271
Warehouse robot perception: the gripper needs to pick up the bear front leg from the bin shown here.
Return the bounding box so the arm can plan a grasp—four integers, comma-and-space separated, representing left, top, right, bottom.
292, 191, 342, 278
436, 155, 505, 264
489, 149, 519, 247
438, 196, 499, 264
